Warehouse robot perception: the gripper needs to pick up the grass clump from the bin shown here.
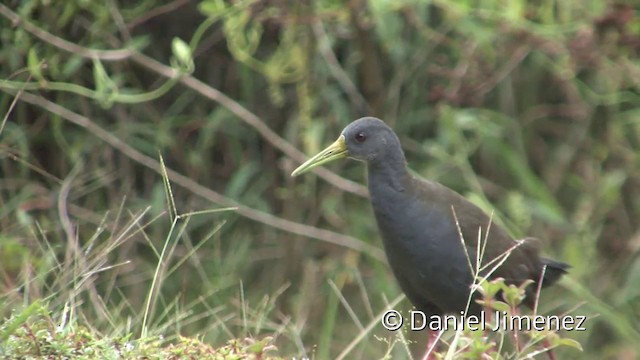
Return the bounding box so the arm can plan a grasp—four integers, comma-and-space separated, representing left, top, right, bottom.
0, 166, 287, 359
1, 302, 280, 359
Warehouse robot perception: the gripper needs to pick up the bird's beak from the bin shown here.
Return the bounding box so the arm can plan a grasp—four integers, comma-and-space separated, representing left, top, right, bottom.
291, 135, 348, 176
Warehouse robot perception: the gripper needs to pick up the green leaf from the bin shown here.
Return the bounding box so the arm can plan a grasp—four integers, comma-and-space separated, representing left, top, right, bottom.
477, 277, 506, 299
555, 337, 584, 351
491, 141, 565, 224
489, 300, 510, 312
0, 300, 44, 343
171, 37, 192, 66
27, 48, 45, 82
620, 256, 640, 302
246, 336, 273, 354
199, 0, 227, 16
92, 59, 117, 107
171, 37, 194, 74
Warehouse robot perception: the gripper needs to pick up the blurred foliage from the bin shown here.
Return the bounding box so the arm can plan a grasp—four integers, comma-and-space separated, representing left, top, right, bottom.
1, 0, 639, 358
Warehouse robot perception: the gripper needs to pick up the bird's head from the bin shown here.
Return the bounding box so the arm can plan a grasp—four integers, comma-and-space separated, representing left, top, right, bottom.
291, 117, 401, 176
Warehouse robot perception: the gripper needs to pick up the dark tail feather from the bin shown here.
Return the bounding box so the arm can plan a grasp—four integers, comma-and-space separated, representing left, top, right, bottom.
541, 258, 570, 287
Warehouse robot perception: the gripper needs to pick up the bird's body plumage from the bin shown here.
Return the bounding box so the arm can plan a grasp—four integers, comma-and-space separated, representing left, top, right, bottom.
292, 117, 568, 318
370, 166, 557, 315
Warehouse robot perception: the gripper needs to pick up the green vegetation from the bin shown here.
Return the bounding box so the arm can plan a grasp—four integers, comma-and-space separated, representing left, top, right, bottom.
1, 0, 639, 358
2, 301, 280, 359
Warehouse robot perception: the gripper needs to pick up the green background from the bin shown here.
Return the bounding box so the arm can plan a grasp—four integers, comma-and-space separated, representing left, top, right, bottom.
1, 0, 639, 358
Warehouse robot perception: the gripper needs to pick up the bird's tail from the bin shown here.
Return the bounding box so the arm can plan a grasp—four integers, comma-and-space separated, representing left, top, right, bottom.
540, 258, 570, 287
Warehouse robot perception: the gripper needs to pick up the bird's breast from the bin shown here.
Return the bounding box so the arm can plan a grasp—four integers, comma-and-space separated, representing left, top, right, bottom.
369, 184, 476, 313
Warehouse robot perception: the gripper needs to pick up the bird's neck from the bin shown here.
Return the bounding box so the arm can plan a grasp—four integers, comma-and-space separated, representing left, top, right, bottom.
367, 154, 416, 253
367, 152, 409, 195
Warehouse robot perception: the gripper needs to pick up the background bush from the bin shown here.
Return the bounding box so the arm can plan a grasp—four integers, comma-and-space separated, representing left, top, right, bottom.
1, 0, 639, 358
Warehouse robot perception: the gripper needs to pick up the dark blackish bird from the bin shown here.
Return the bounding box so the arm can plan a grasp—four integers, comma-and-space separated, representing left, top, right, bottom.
291, 117, 568, 358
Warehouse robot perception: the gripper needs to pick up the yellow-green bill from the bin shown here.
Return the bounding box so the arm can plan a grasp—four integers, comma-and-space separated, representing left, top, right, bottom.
291, 135, 348, 176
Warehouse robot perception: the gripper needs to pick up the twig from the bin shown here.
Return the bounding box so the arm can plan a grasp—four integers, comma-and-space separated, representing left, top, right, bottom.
312, 20, 371, 113
0, 4, 134, 60
474, 45, 531, 98
335, 295, 405, 360
59, 161, 83, 267
126, 0, 191, 30
0, 79, 24, 138
446, 41, 478, 101
106, 0, 131, 42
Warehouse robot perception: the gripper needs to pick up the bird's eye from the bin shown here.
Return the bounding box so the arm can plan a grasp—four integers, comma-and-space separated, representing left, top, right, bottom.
354, 132, 366, 143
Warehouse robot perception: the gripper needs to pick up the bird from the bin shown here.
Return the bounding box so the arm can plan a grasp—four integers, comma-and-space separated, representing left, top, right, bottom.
291, 117, 569, 358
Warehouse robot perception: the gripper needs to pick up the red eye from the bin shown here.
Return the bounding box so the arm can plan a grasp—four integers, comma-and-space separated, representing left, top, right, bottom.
354, 132, 366, 143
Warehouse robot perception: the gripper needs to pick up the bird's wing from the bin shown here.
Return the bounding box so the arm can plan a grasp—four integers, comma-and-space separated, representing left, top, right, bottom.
415, 178, 544, 285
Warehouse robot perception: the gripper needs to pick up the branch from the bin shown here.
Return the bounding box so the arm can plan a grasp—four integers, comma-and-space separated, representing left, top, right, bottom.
3, 89, 385, 261
130, 52, 369, 197
0, 3, 369, 197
